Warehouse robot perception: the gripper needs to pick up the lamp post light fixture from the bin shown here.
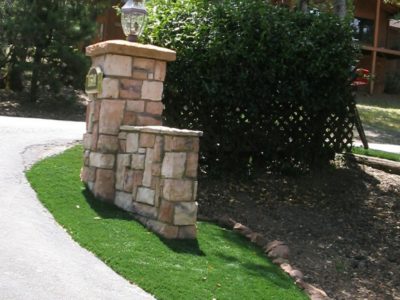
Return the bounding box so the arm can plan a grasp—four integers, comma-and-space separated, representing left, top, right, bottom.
121, 0, 147, 42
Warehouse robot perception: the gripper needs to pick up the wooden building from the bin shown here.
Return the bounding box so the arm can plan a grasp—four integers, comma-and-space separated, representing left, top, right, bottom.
96, 1, 400, 94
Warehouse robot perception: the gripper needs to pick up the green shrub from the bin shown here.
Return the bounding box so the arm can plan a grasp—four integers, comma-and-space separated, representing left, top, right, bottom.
143, 0, 358, 171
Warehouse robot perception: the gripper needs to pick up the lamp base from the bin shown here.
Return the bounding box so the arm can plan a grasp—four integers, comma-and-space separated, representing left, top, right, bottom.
127, 34, 138, 42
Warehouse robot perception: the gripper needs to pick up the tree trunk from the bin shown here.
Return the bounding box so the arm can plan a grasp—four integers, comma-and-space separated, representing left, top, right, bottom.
334, 0, 346, 19
298, 0, 308, 12
29, 46, 43, 103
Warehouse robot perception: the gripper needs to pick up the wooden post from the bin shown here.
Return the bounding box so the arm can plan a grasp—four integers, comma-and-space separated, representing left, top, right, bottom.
370, 0, 381, 94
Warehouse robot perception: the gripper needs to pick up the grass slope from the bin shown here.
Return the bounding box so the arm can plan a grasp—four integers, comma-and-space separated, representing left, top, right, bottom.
26, 146, 307, 300
352, 146, 400, 162
357, 104, 400, 133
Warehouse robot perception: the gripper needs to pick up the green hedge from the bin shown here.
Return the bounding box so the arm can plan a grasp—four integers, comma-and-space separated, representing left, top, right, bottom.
143, 0, 358, 171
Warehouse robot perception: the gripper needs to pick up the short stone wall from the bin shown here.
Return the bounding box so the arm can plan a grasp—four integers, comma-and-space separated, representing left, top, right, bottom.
81, 40, 202, 239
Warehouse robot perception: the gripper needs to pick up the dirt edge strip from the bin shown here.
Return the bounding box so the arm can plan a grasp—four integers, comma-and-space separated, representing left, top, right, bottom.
198, 215, 331, 300
344, 153, 400, 175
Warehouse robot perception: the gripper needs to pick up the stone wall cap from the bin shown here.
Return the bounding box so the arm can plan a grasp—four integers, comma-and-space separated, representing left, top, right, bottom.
120, 125, 203, 137
86, 40, 176, 62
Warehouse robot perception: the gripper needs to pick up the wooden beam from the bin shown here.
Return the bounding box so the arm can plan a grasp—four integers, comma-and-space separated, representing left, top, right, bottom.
370, 0, 381, 94
362, 45, 400, 56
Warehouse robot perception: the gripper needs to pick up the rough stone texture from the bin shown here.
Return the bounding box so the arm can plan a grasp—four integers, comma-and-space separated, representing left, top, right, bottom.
141, 81, 163, 101
115, 191, 133, 211
131, 154, 145, 170
89, 152, 115, 169
126, 133, 139, 153
97, 135, 119, 153
162, 179, 193, 202
146, 101, 164, 116
120, 79, 141, 99
98, 78, 119, 99
102, 54, 132, 77
99, 100, 125, 135
161, 152, 186, 178
82, 41, 202, 239
136, 187, 156, 206
94, 169, 115, 202
174, 202, 198, 225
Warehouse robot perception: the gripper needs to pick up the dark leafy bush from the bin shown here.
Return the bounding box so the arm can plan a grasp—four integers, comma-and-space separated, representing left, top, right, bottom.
143, 0, 359, 172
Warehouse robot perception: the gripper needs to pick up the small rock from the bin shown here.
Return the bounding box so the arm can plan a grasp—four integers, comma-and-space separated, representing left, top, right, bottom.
272, 257, 289, 265
265, 240, 286, 252
267, 244, 290, 259
289, 269, 304, 280
233, 223, 252, 236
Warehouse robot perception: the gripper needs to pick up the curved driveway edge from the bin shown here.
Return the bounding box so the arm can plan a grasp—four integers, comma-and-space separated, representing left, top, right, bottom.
0, 116, 155, 300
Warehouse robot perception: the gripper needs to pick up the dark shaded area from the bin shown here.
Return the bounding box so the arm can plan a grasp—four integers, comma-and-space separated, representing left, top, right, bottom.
82, 188, 205, 256
198, 158, 400, 300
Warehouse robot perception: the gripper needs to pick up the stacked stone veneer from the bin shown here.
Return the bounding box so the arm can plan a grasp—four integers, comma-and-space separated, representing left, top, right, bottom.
81, 40, 203, 239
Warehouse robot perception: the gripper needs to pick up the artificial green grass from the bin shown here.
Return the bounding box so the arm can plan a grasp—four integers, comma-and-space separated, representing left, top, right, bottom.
352, 146, 400, 162
26, 146, 307, 300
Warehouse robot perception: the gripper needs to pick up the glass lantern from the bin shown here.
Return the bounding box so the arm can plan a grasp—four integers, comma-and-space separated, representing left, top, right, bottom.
121, 0, 147, 42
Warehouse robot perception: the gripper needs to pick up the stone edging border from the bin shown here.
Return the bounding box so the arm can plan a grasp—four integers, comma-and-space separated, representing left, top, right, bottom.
344, 153, 400, 175
198, 214, 330, 300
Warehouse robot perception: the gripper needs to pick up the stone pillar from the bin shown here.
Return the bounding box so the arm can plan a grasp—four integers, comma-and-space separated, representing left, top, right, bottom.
116, 126, 202, 239
81, 40, 176, 202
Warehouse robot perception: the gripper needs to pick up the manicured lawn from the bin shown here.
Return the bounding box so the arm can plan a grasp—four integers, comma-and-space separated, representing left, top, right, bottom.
352, 146, 400, 162
26, 146, 307, 300
357, 104, 400, 133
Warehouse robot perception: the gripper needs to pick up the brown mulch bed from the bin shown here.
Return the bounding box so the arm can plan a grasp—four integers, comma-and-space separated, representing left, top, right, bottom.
198, 159, 400, 300
2, 89, 399, 299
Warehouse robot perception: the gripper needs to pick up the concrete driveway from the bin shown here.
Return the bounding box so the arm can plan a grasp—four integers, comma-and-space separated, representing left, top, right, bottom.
0, 116, 154, 300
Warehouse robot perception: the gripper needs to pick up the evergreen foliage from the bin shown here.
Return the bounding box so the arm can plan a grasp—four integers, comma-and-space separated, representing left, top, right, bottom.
144, 0, 359, 171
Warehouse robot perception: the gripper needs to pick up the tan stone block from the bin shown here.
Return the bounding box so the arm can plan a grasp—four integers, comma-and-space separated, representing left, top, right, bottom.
145, 219, 179, 239
158, 200, 174, 223
123, 169, 135, 193
117, 154, 131, 169
139, 133, 156, 148
91, 55, 105, 68
154, 61, 166, 81
193, 181, 198, 201
132, 69, 149, 80
115, 168, 125, 191
151, 176, 161, 207
142, 149, 153, 187
137, 115, 162, 126
80, 166, 96, 183
185, 152, 199, 178
89, 152, 115, 169
178, 225, 197, 239
153, 136, 163, 163
120, 79, 141, 99
98, 78, 119, 99
146, 101, 164, 116
174, 202, 198, 225
83, 150, 90, 166
142, 81, 163, 101
122, 111, 137, 126
115, 191, 133, 211
83, 133, 92, 150
162, 179, 193, 201
133, 57, 155, 72
118, 132, 127, 140
138, 148, 146, 154
119, 140, 126, 152
97, 135, 119, 153
131, 171, 144, 198
103, 54, 132, 77
126, 100, 145, 112
93, 101, 101, 122
126, 133, 139, 153
131, 154, 145, 170
90, 123, 99, 151
161, 152, 186, 178
132, 202, 158, 219
99, 100, 125, 135
86, 102, 94, 132
152, 163, 161, 177
94, 169, 115, 202
164, 136, 198, 152
136, 187, 155, 205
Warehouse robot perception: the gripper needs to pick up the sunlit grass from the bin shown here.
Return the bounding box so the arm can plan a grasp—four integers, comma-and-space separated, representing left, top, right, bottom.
26, 146, 307, 300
